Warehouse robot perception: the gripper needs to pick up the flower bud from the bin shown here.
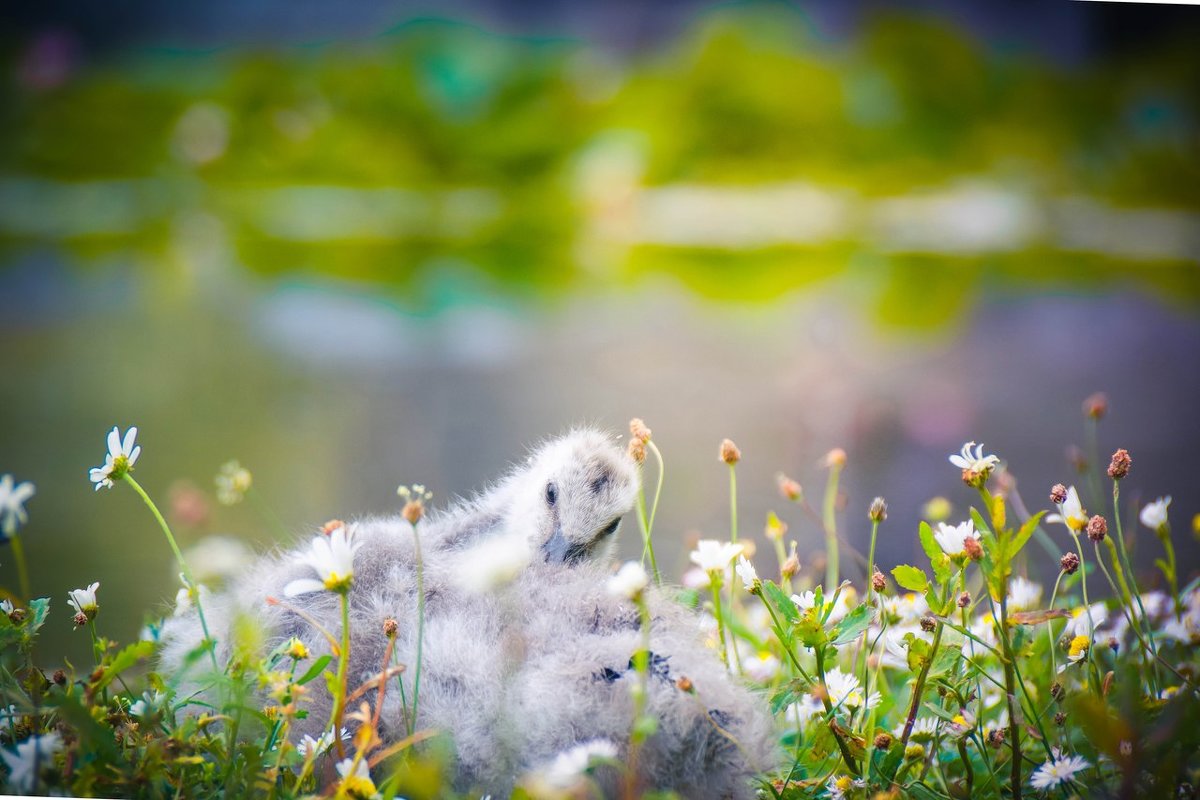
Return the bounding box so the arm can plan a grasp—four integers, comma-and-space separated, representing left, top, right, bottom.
675, 676, 694, 693
1054, 711, 1067, 727
1050, 484, 1068, 505
1060, 552, 1080, 575
383, 618, 398, 637
874, 733, 893, 749
629, 418, 652, 443
402, 501, 424, 525
777, 474, 803, 502
986, 728, 1005, 748
957, 591, 971, 608
1087, 515, 1108, 542
1083, 392, 1108, 420
627, 437, 646, 465
1050, 681, 1065, 702
823, 448, 847, 469
904, 744, 925, 761
321, 519, 345, 536
719, 438, 741, 465
53, 669, 67, 686
868, 497, 887, 523
963, 536, 984, 561
1107, 448, 1131, 480
920, 616, 936, 633
781, 552, 800, 580
871, 569, 887, 593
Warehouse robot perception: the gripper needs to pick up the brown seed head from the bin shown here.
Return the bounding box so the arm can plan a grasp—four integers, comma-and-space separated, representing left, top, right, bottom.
872, 569, 887, 593
823, 448, 847, 469
986, 728, 1005, 748
960, 467, 983, 488
1054, 711, 1067, 727
1050, 484, 1068, 505
629, 418, 652, 443
963, 536, 984, 561
1087, 515, 1108, 542
874, 733, 893, 749
920, 616, 937, 633
53, 669, 67, 686
958, 591, 971, 608
8, 608, 26, 624
1050, 682, 1065, 702
402, 500, 424, 525
777, 474, 803, 502
719, 438, 741, 465
1060, 552, 1080, 575
675, 676, 694, 693
321, 519, 345, 536
869, 496, 888, 523
627, 437, 646, 465
73, 612, 88, 629
1083, 391, 1108, 419
383, 618, 399, 638
781, 552, 800, 580
1107, 448, 1132, 480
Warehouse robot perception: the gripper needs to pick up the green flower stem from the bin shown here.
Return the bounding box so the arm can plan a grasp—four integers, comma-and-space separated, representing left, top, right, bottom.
772, 537, 791, 592
9, 533, 31, 601
726, 463, 743, 671
1045, 569, 1066, 676
330, 590, 352, 759
410, 521, 426, 732
759, 597, 813, 683
815, 646, 859, 777
634, 441, 664, 585
709, 576, 730, 670
996, 592, 1023, 800
857, 517, 882, 686
1157, 526, 1180, 617
822, 463, 842, 594
627, 594, 654, 797
124, 475, 219, 671
900, 612, 945, 747
1112, 483, 1160, 663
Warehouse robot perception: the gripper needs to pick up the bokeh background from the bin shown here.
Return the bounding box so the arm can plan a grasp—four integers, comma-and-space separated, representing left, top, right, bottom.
2, 0, 1199, 664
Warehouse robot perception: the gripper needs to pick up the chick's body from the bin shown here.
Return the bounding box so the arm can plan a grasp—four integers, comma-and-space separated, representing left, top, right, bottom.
160, 430, 777, 798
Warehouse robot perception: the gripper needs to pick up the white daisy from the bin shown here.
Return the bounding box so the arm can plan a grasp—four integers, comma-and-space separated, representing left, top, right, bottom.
283, 524, 361, 596
825, 775, 864, 800
67, 582, 100, 618
689, 540, 744, 573
933, 520, 980, 557
0, 600, 13, 616
894, 715, 940, 743
882, 592, 929, 623
734, 556, 758, 587
1139, 497, 1171, 532
88, 426, 141, 491
681, 567, 711, 590
0, 475, 35, 539
0, 733, 62, 794
791, 590, 817, 612
1047, 486, 1087, 531
606, 561, 649, 601
298, 727, 350, 759
128, 690, 166, 718
1007, 577, 1043, 611
334, 757, 375, 794
949, 441, 1000, 474
1030, 753, 1089, 790
173, 576, 211, 616
785, 694, 825, 728
741, 648, 781, 683
536, 739, 619, 788
822, 667, 880, 711
1064, 602, 1109, 638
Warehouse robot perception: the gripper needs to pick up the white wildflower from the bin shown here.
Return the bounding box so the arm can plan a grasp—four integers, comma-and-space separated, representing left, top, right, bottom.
1030, 754, 1090, 790
0, 474, 35, 538
606, 561, 649, 601
681, 567, 711, 589
742, 648, 781, 683
128, 690, 166, 718
822, 667, 880, 711
689, 540, 744, 573
1047, 486, 1087, 531
734, 555, 758, 587
535, 739, 618, 788
1139, 497, 1171, 532
949, 441, 1000, 474
298, 727, 349, 759
791, 590, 817, 612
894, 715, 940, 743
1, 733, 62, 794
283, 524, 361, 596
825, 774, 865, 800
334, 757, 375, 795
1007, 576, 1043, 611
67, 582, 100, 618
0, 600, 12, 616
933, 520, 980, 557
882, 592, 929, 623
173, 576, 211, 616
215, 460, 253, 505
182, 535, 253, 586
88, 425, 141, 491
785, 694, 824, 728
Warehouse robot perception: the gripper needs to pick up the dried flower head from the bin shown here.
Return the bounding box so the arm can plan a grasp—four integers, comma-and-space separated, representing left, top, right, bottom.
1054, 711, 1067, 727
1087, 515, 1108, 542
1083, 392, 1108, 419
1060, 552, 1080, 575
872, 569, 887, 593
874, 733, 893, 749
777, 474, 803, 502
1050, 681, 1065, 702
320, 519, 345, 536
868, 496, 887, 523
1050, 483, 1068, 505
626, 437, 646, 465
781, 543, 801, 579
675, 676, 694, 693
986, 728, 1005, 748
920, 616, 937, 633
962, 535, 984, 562
719, 438, 741, 465
398, 484, 432, 525
1107, 448, 1131, 480
382, 618, 398, 637
823, 448, 847, 469
629, 418, 652, 443
957, 591, 971, 608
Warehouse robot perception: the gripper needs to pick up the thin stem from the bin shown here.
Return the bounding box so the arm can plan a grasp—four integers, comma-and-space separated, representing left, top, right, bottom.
330, 591, 351, 758
124, 476, 219, 671
1045, 570, 1066, 676
1067, 531, 1095, 643
997, 593, 1022, 800
858, 518, 881, 689
9, 534, 30, 601
410, 521, 426, 730
823, 463, 842, 593
1112, 483, 1160, 673
709, 577, 730, 670
901, 617, 945, 747
815, 647, 859, 776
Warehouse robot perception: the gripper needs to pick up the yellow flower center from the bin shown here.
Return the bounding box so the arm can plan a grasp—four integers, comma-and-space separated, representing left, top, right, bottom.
1068, 635, 1090, 659
835, 776, 853, 792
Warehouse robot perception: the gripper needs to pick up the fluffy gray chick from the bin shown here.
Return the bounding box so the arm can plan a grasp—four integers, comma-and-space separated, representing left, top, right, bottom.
159, 429, 777, 797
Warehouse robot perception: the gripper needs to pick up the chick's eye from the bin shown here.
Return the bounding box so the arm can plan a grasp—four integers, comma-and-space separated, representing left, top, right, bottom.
545, 481, 558, 507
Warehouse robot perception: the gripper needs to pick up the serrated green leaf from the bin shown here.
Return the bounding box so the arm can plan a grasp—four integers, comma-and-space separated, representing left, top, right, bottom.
95, 640, 155, 691
830, 603, 875, 645
917, 522, 953, 583
892, 565, 929, 593
770, 679, 807, 715
762, 580, 798, 625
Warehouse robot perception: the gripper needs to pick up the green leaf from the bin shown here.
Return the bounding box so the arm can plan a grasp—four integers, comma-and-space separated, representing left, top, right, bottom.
891, 565, 929, 593
25, 597, 50, 637
794, 608, 827, 649
770, 679, 807, 715
918, 522, 953, 583
969, 507, 992, 537
297, 654, 334, 686
762, 580, 798, 625
1008, 511, 1046, 562
96, 640, 155, 691
830, 603, 875, 645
